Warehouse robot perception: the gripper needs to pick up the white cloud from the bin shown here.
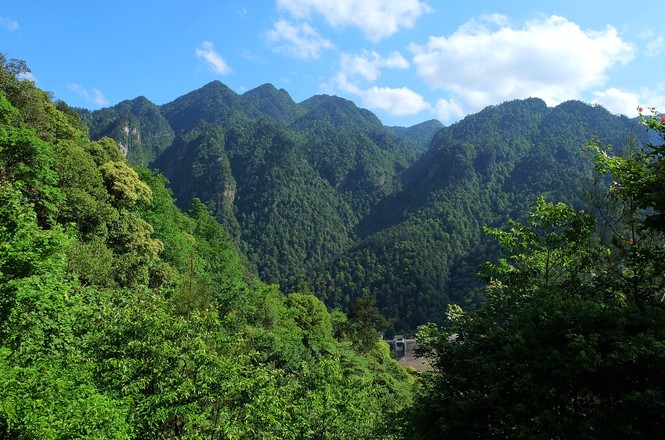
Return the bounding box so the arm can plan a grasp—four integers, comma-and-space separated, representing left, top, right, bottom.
195, 41, 233, 74
0, 16, 18, 31
266, 19, 333, 59
645, 36, 665, 57
592, 87, 639, 116
329, 50, 428, 116
591, 85, 665, 118
338, 50, 408, 82
434, 98, 465, 121
344, 54, 381, 82
635, 84, 665, 112
383, 52, 410, 69
67, 83, 109, 107
362, 86, 430, 115
276, 0, 431, 42
411, 15, 635, 118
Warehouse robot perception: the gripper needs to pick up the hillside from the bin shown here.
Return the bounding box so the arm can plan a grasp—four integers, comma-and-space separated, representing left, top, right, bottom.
82, 82, 644, 331
0, 56, 414, 438
387, 119, 444, 150
320, 99, 643, 329
84, 83, 423, 291
6, 54, 665, 438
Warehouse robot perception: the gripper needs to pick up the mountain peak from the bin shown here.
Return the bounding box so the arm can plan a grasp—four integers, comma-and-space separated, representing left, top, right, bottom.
160, 81, 241, 133
387, 119, 445, 150
247, 83, 278, 93
240, 83, 303, 125
296, 94, 383, 131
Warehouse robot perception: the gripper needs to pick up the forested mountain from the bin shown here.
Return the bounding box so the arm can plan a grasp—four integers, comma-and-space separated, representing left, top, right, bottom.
82, 80, 644, 332
387, 119, 444, 150
0, 55, 414, 438
318, 98, 644, 329
406, 110, 665, 438
5, 54, 665, 438
84, 83, 423, 294
77, 96, 175, 166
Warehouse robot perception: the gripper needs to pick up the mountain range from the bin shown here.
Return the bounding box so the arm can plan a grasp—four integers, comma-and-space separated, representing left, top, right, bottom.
78, 82, 644, 331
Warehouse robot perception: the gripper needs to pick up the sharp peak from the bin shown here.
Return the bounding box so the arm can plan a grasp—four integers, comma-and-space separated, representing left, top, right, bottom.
247, 83, 278, 91
242, 83, 293, 97
201, 80, 235, 90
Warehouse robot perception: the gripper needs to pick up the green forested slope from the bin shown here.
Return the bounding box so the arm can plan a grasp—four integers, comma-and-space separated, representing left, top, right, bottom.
407, 109, 665, 436
82, 80, 644, 332
85, 86, 423, 295
77, 95, 175, 167
387, 119, 444, 151
317, 99, 643, 330
0, 56, 414, 439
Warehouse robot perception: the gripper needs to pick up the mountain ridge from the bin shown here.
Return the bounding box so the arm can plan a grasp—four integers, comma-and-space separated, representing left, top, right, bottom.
80, 81, 645, 330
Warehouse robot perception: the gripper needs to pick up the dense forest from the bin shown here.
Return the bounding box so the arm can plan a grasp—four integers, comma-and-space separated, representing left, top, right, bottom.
407, 108, 665, 437
3, 54, 665, 438
0, 56, 414, 438
82, 80, 646, 331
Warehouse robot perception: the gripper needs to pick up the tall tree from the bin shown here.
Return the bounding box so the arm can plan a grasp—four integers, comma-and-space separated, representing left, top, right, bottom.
409, 137, 665, 439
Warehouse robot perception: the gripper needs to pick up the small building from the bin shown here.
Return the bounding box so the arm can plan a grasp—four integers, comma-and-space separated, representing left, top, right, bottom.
385, 336, 429, 372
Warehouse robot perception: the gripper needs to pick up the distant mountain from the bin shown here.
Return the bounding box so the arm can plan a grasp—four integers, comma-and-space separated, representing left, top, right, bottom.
81, 84, 644, 331
77, 96, 174, 166
295, 94, 385, 132
312, 99, 644, 330
160, 80, 241, 134
240, 83, 306, 126
387, 119, 444, 150
81, 83, 424, 288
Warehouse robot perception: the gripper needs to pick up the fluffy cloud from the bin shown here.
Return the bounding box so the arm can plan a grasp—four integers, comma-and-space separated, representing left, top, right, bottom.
276, 0, 430, 42
67, 83, 109, 107
645, 36, 665, 57
338, 50, 408, 82
634, 84, 665, 113
195, 41, 233, 74
434, 98, 465, 121
362, 87, 430, 115
331, 50, 429, 116
0, 16, 18, 31
266, 19, 333, 59
591, 84, 665, 118
592, 87, 639, 117
411, 15, 634, 117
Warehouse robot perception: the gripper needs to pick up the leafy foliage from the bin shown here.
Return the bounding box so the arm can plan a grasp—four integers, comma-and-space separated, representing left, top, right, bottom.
82, 82, 647, 332
387, 119, 444, 151
407, 115, 665, 439
0, 61, 414, 438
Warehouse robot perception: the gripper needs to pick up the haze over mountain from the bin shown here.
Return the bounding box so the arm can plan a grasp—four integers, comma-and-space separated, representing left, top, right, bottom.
80, 81, 645, 330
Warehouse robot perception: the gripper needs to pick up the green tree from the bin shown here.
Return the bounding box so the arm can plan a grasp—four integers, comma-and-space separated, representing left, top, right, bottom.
345, 294, 394, 353
0, 57, 418, 439
409, 198, 665, 439
0, 185, 130, 438
0, 92, 62, 226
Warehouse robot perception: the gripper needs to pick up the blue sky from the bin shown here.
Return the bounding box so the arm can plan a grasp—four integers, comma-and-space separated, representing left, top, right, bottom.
2, 0, 664, 126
